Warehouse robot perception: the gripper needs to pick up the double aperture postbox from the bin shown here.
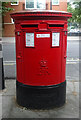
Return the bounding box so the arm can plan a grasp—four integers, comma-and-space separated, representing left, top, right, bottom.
11, 10, 72, 109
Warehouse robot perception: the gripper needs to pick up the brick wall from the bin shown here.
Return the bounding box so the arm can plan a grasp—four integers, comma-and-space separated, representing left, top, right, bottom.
3, 1, 25, 37
3, 0, 67, 37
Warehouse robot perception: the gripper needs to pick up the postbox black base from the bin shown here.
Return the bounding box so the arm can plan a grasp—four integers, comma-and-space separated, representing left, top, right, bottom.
16, 81, 66, 110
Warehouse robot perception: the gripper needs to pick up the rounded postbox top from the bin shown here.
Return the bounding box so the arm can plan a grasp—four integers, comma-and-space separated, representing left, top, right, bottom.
11, 10, 72, 20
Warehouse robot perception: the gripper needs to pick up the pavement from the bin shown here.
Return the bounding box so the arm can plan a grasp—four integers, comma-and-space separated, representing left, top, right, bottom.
67, 36, 81, 41
0, 36, 80, 119
1, 79, 79, 119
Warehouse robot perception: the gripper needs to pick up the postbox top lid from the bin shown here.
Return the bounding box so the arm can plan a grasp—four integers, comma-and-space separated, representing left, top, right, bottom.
11, 10, 72, 18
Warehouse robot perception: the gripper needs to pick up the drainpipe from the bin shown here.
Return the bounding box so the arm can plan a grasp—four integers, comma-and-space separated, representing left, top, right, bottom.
0, 38, 5, 90
50, 0, 52, 10
0, 1, 5, 90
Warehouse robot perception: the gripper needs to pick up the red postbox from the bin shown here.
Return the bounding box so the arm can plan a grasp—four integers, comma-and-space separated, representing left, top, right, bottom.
11, 10, 72, 109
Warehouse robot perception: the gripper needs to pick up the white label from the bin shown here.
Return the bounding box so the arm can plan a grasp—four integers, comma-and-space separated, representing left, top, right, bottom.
52, 33, 60, 47
36, 34, 50, 38
26, 33, 34, 47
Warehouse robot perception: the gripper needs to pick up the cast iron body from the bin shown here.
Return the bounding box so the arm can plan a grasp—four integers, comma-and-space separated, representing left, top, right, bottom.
11, 10, 72, 109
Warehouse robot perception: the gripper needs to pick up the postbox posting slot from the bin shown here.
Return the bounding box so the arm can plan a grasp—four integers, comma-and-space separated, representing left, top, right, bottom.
49, 24, 64, 27
48, 24, 64, 29
21, 24, 38, 30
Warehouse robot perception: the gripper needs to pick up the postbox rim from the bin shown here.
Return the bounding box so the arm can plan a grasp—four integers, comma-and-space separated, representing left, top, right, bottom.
10, 10, 72, 19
